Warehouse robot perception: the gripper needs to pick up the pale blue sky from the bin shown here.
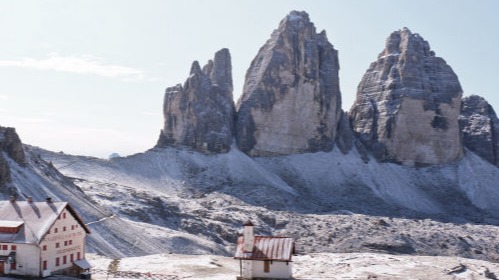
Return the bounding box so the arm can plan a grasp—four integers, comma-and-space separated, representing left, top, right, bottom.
0, 0, 497, 158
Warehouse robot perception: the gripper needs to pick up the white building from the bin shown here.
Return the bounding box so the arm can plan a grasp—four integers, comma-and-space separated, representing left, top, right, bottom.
234, 220, 295, 280
0, 197, 91, 278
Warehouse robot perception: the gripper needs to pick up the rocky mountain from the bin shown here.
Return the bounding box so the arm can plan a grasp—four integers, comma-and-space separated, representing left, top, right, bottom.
350, 28, 463, 166
1, 10, 498, 267
460, 95, 499, 167
156, 48, 235, 154
236, 11, 342, 156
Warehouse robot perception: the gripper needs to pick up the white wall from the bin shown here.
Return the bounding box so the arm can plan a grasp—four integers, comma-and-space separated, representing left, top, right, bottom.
7, 244, 40, 276
252, 260, 292, 279
39, 207, 87, 276
241, 259, 252, 278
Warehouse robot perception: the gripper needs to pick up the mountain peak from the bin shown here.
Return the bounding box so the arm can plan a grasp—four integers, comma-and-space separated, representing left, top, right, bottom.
236, 11, 342, 156
284, 10, 310, 23
189, 61, 202, 76
276, 10, 315, 36
350, 29, 463, 165
157, 49, 235, 153
382, 27, 434, 59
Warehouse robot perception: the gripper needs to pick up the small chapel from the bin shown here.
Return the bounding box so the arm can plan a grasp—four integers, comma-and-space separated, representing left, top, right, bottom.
234, 220, 295, 280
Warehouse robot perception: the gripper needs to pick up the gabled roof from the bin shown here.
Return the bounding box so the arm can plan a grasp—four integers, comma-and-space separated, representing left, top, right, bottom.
234, 236, 295, 261
0, 200, 90, 244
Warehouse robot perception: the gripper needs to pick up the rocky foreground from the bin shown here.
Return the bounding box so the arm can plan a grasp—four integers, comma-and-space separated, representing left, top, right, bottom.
86, 252, 499, 280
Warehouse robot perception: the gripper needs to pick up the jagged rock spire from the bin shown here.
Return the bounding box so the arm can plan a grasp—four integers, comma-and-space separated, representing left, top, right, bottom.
156, 48, 235, 153
236, 11, 342, 156
350, 28, 463, 165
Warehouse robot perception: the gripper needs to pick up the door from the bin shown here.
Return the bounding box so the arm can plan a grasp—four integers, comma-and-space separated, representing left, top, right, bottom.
0, 261, 4, 275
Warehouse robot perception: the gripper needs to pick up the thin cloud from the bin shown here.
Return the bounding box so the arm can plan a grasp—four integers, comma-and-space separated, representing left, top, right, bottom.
0, 54, 145, 79
14, 117, 53, 124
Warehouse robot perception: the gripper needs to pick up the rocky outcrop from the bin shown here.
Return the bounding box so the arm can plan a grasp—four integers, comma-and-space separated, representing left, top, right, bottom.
350, 28, 463, 165
0, 155, 10, 187
0, 127, 26, 165
236, 11, 342, 156
0, 127, 26, 187
156, 48, 235, 153
460, 95, 499, 167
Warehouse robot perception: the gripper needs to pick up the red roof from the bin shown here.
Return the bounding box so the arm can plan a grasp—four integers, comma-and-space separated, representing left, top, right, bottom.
234, 236, 295, 261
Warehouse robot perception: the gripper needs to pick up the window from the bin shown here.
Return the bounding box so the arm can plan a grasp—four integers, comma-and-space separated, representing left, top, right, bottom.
63, 226, 66, 232
43, 260, 47, 270
63, 255, 67, 265
69, 240, 73, 245
263, 260, 270, 273
64, 241, 68, 246
42, 245, 47, 251
11, 245, 16, 251
10, 262, 15, 270
54, 228, 58, 233
70, 254, 74, 262
77, 252, 81, 260
56, 243, 60, 248
63, 213, 66, 219
2, 245, 7, 250
71, 225, 75, 230
47, 229, 50, 234
55, 257, 60, 266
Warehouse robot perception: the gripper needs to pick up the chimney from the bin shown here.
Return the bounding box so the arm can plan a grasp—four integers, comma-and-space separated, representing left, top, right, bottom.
46, 197, 52, 203
243, 220, 254, 253
27, 196, 33, 203
9, 196, 16, 203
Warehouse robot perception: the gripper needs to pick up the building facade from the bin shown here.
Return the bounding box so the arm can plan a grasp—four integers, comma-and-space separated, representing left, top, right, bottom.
234, 221, 295, 280
0, 198, 90, 277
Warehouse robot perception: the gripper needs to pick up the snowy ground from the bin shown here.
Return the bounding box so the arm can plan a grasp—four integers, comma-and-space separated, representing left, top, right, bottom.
21, 145, 499, 262
87, 252, 499, 280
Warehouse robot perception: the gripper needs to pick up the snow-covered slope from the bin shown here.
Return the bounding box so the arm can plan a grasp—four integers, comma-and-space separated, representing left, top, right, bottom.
3, 146, 226, 258
27, 145, 499, 262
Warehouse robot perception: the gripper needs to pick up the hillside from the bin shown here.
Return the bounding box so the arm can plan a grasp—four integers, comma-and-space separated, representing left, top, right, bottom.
30, 145, 499, 262
3, 145, 225, 258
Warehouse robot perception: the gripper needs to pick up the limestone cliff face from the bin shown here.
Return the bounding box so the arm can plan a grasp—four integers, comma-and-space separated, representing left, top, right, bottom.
236, 11, 342, 156
156, 48, 235, 153
350, 28, 463, 165
460, 95, 499, 167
